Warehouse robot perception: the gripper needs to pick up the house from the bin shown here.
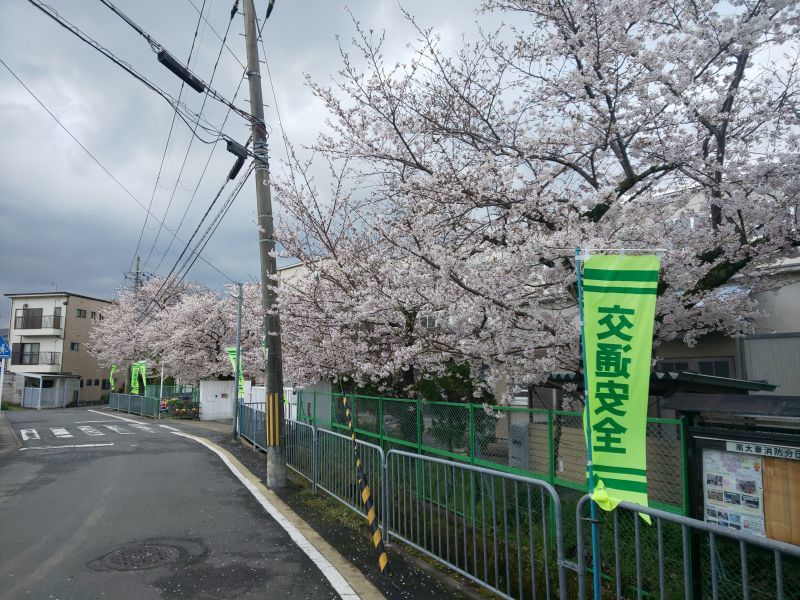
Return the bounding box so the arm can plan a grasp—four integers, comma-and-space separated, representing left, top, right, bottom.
655, 257, 800, 395
4, 291, 115, 405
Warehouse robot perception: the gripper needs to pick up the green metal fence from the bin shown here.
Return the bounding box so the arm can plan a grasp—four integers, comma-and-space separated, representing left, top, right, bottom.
144, 384, 199, 402
296, 391, 688, 515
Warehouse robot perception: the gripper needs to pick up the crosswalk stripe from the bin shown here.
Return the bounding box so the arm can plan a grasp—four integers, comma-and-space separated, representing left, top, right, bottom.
104, 425, 133, 435
129, 423, 156, 433
20, 429, 39, 441
77, 425, 105, 437
50, 427, 73, 439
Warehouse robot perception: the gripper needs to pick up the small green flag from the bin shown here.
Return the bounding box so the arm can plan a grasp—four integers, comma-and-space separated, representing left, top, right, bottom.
226, 348, 245, 399
581, 254, 659, 514
110, 365, 117, 391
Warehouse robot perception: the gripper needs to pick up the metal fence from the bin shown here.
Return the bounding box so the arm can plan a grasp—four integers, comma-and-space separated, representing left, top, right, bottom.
238, 416, 798, 600
22, 387, 68, 409
295, 391, 688, 515
575, 495, 800, 600
387, 449, 568, 599
108, 393, 160, 418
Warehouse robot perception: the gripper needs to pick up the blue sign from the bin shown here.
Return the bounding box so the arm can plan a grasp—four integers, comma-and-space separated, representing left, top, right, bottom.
0, 335, 10, 359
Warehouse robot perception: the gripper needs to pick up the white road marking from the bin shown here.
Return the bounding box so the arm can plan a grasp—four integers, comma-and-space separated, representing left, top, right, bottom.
171, 431, 359, 599
77, 425, 105, 437
129, 423, 156, 433
20, 429, 39, 441
19, 443, 114, 451
104, 425, 133, 435
87, 409, 146, 425
50, 428, 73, 439
159, 424, 180, 431
74, 420, 117, 424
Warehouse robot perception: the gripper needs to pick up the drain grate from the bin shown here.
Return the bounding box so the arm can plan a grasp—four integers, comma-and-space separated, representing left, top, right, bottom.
101, 544, 180, 571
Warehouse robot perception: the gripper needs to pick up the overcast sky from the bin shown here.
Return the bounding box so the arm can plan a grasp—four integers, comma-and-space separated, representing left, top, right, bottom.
0, 0, 493, 325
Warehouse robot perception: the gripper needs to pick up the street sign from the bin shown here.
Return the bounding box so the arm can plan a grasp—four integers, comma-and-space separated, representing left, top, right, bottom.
0, 335, 10, 359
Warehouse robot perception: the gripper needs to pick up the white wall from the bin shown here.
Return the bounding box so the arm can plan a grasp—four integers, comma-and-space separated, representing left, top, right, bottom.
198, 380, 235, 420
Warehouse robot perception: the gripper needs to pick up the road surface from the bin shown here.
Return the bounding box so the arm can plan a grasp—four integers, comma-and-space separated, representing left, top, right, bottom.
0, 407, 341, 599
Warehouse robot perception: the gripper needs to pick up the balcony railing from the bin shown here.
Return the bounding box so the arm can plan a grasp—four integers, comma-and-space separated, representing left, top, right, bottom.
10, 351, 61, 366
13, 315, 62, 329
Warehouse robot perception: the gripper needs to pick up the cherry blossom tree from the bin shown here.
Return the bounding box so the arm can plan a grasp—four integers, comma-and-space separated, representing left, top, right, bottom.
273, 0, 800, 399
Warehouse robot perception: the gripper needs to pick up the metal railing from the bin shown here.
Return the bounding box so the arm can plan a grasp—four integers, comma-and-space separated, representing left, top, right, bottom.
108, 393, 160, 418
239, 417, 799, 600
14, 315, 62, 329
295, 391, 688, 515
317, 428, 387, 537
11, 351, 61, 366
575, 495, 800, 600
386, 449, 568, 600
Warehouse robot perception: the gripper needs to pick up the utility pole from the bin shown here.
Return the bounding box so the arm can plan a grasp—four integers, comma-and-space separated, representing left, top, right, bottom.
134, 256, 141, 290
242, 0, 285, 487
233, 283, 243, 438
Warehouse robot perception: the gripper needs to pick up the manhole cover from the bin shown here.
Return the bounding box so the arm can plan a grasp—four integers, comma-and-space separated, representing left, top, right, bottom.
101, 544, 180, 571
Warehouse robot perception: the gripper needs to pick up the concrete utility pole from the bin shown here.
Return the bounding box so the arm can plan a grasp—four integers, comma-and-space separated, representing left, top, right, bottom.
242, 0, 285, 487
233, 282, 243, 439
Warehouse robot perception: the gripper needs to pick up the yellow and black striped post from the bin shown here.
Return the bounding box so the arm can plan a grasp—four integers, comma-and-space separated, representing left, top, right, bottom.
342, 396, 390, 575
266, 392, 281, 447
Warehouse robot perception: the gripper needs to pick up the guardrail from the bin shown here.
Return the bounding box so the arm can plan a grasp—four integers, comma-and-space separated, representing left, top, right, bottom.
241, 417, 797, 600
575, 494, 800, 600
108, 393, 160, 418
387, 449, 568, 600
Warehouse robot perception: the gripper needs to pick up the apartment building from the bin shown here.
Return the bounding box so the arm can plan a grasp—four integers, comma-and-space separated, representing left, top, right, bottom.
5, 292, 114, 404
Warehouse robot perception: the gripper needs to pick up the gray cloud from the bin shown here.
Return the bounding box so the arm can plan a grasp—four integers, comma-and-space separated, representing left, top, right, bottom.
0, 0, 487, 325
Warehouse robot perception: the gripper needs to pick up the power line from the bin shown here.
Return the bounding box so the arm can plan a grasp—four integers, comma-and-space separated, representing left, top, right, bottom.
25, 1, 247, 143
88, 0, 256, 124
128, 0, 210, 273
137, 164, 253, 321
143, 0, 241, 271
0, 56, 236, 285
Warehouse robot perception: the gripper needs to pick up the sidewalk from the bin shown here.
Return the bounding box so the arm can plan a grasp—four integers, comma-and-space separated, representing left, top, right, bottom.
0, 411, 20, 458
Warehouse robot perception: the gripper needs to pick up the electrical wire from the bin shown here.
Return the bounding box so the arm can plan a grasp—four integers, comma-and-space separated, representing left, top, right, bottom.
0, 56, 237, 285
90, 0, 256, 125
143, 0, 241, 271
136, 163, 253, 321
25, 1, 247, 143
128, 0, 209, 274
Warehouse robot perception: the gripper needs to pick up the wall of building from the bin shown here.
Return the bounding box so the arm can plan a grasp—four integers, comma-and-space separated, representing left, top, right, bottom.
7, 295, 66, 374
61, 295, 113, 402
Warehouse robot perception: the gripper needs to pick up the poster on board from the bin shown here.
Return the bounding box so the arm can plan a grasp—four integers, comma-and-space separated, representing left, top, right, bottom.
702, 448, 765, 537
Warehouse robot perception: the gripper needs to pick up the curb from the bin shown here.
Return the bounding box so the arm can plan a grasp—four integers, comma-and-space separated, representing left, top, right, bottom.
172, 430, 385, 600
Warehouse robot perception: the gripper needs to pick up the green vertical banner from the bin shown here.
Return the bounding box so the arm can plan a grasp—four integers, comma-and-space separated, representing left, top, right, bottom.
226, 348, 245, 400
110, 365, 117, 391
130, 362, 140, 395
582, 254, 660, 512
130, 360, 147, 395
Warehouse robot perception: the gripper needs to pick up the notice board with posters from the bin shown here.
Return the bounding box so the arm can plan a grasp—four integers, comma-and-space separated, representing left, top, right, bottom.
702, 448, 765, 537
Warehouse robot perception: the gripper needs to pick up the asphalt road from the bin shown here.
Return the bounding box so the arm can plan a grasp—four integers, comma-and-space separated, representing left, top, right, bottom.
0, 408, 339, 600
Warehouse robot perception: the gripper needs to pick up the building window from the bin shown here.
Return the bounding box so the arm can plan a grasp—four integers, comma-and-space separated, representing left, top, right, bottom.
11, 343, 40, 365
70, 342, 79, 351
99, 313, 104, 321
658, 357, 734, 378
93, 379, 100, 386
80, 379, 84, 388
76, 309, 87, 318
53, 307, 62, 329
419, 315, 437, 329
102, 379, 110, 390
91, 311, 97, 320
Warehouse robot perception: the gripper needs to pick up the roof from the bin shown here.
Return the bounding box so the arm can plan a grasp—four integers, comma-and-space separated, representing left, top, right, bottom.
662, 394, 800, 418
547, 370, 776, 393
5, 291, 112, 304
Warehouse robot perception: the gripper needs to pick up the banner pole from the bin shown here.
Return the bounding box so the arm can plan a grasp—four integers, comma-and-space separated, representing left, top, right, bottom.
576, 246, 603, 600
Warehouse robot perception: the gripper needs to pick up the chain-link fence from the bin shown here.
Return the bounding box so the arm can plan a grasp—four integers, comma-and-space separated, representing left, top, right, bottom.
296, 391, 688, 515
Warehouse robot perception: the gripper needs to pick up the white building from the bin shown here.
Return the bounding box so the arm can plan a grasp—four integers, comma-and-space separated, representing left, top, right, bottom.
5, 291, 114, 406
